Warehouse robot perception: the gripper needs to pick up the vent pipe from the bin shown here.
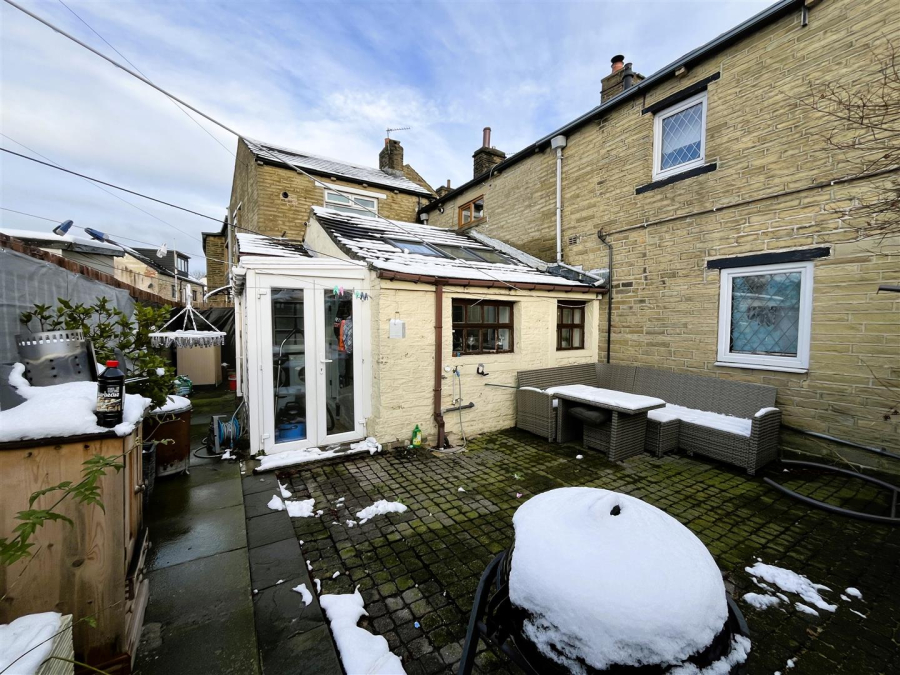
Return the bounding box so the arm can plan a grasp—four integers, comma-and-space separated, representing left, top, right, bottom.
550, 135, 567, 263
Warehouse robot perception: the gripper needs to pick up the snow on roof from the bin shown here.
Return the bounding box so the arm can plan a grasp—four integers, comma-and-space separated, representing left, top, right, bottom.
0, 227, 124, 255
244, 138, 432, 196
312, 207, 594, 288
236, 232, 312, 259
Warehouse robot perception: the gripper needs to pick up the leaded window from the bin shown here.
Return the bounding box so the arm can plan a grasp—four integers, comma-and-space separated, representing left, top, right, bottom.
653, 92, 707, 180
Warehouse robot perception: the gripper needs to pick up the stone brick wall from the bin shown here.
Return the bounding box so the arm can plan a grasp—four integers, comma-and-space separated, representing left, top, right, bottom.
424, 0, 900, 457
368, 277, 601, 444
203, 233, 229, 307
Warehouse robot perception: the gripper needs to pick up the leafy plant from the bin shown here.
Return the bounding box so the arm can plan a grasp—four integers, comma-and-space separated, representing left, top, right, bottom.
20, 298, 174, 408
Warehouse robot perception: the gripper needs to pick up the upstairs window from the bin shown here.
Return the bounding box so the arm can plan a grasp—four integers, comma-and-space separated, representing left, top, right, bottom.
325, 190, 378, 216
458, 196, 485, 227
177, 256, 188, 273
452, 299, 513, 355
557, 302, 585, 350
653, 91, 707, 180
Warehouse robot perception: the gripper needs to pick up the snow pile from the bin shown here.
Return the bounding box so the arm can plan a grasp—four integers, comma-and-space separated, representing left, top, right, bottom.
278, 481, 292, 498
267, 495, 285, 511
742, 592, 782, 610
356, 500, 408, 524
745, 563, 836, 612
350, 437, 383, 455
292, 583, 313, 607
544, 385, 665, 412
648, 404, 752, 437
0, 611, 61, 675
669, 635, 752, 675
256, 443, 371, 471
845, 587, 862, 599
319, 589, 406, 675
754, 407, 779, 418
0, 364, 151, 442
151, 395, 191, 414
286, 499, 316, 518
509, 488, 728, 671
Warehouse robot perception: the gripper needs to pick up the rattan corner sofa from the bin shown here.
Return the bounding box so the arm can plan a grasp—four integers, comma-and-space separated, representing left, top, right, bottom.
516, 363, 781, 475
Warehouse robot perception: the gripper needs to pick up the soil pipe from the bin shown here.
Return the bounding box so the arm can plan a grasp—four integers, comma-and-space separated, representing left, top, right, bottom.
597, 230, 613, 363
434, 281, 446, 449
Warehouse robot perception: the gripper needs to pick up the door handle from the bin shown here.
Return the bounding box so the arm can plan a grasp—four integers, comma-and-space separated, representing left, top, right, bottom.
320, 359, 333, 363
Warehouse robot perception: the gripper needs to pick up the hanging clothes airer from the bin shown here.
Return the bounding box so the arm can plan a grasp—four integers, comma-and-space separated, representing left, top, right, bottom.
150, 297, 226, 349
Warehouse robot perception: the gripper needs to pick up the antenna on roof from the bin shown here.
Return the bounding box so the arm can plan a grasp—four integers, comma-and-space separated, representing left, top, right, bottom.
386, 126, 410, 140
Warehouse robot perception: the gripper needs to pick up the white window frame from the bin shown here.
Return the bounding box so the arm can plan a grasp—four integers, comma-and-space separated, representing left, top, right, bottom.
652, 91, 708, 181
324, 188, 381, 217
716, 261, 814, 373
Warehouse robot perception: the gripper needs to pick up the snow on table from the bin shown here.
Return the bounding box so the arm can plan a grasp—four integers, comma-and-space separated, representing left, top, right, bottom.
545, 385, 665, 411
509, 487, 729, 671
0, 611, 61, 675
319, 589, 406, 674
648, 404, 752, 437
0, 363, 151, 442
356, 500, 408, 524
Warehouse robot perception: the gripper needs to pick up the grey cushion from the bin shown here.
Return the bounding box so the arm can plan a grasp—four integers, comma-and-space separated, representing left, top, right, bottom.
569, 406, 610, 427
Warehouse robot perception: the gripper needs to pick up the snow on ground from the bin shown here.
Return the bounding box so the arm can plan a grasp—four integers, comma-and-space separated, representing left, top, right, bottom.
849, 608, 867, 619
256, 444, 371, 471
669, 635, 752, 675
648, 404, 752, 437
150, 395, 192, 414
742, 593, 781, 610
346, 520, 357, 527
544, 385, 665, 412
509, 487, 728, 671
319, 589, 406, 675
292, 583, 313, 607
349, 437, 383, 455
220, 450, 234, 460
576, 454, 584, 460
285, 498, 316, 518
278, 481, 292, 498
0, 611, 61, 675
356, 500, 408, 524
332, 571, 341, 579
745, 562, 837, 612
267, 495, 285, 511
845, 587, 862, 599
795, 603, 819, 616
0, 363, 151, 442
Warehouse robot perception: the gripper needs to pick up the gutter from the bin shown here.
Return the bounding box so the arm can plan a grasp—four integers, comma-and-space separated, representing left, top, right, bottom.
418, 0, 800, 214
376, 270, 605, 294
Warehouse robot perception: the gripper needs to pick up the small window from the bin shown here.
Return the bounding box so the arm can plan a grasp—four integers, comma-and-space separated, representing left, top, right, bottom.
433, 245, 484, 261
170, 285, 176, 299
192, 290, 198, 302
325, 190, 378, 216
385, 239, 443, 257
717, 261, 814, 372
557, 302, 585, 350
458, 196, 485, 227
177, 256, 188, 273
652, 91, 707, 180
452, 299, 513, 355
469, 248, 510, 264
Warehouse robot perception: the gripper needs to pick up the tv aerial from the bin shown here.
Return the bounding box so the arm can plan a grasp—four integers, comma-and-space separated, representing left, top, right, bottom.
386, 126, 410, 139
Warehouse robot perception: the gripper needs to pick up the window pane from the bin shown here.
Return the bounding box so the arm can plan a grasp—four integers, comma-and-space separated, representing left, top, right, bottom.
482, 328, 497, 351
464, 329, 480, 352
326, 192, 352, 205
573, 328, 583, 349
452, 304, 464, 323
389, 240, 441, 256
498, 306, 510, 323
452, 328, 463, 352
560, 328, 571, 348
562, 308, 573, 324
462, 207, 471, 223
484, 305, 498, 323
473, 199, 484, 219
730, 272, 802, 357
574, 308, 583, 324
661, 102, 703, 170
353, 197, 376, 209
497, 328, 511, 351
467, 304, 482, 322
472, 249, 510, 264
436, 245, 483, 261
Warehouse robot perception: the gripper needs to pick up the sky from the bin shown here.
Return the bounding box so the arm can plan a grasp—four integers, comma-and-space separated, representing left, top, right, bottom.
0, 0, 775, 272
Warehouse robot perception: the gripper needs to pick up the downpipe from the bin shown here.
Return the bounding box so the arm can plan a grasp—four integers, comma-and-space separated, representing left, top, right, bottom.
551, 135, 567, 264
433, 281, 446, 449
597, 230, 613, 363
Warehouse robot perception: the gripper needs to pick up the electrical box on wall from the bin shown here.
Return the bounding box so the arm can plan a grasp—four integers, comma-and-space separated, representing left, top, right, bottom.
389, 318, 406, 339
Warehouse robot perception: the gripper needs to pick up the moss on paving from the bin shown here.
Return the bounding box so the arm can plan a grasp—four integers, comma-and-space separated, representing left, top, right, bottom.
282, 430, 899, 675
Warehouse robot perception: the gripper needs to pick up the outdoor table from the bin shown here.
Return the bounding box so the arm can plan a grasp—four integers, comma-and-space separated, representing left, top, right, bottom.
549, 385, 665, 462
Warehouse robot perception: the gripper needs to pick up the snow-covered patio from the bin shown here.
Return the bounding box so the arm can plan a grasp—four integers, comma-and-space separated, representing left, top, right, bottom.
270, 430, 898, 675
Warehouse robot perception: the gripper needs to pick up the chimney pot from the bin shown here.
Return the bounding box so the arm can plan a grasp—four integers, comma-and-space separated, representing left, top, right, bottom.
446, 179, 451, 188
611, 55, 625, 73
482, 127, 491, 148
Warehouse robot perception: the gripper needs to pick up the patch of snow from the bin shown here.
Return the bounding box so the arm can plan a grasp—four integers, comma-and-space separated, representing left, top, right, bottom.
745, 563, 836, 612
350, 436, 383, 455
845, 587, 862, 599
786, 658, 796, 668
276, 579, 284, 585
319, 589, 406, 675
849, 608, 866, 619
776, 593, 789, 602
649, 404, 752, 437
576, 454, 584, 460
751, 578, 774, 592
332, 571, 341, 579
356, 500, 408, 524
256, 444, 371, 471
545, 385, 665, 412
840, 594, 851, 602
278, 481, 292, 498
668, 635, 752, 675
292, 583, 313, 607
267, 495, 285, 511
336, 497, 345, 504
315, 510, 324, 517
742, 593, 781, 610
794, 603, 819, 616
286, 498, 316, 518
0, 363, 151, 442
346, 520, 357, 527
458, 487, 466, 493
306, 560, 313, 571
220, 450, 234, 460
754, 407, 779, 418
314, 578, 321, 593
155, 367, 166, 376
508, 487, 727, 671
518, 386, 544, 393
0, 611, 61, 675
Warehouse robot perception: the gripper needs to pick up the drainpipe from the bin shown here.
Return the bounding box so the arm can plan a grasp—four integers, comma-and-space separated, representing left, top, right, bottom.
597, 230, 613, 363
434, 281, 446, 449
550, 135, 567, 263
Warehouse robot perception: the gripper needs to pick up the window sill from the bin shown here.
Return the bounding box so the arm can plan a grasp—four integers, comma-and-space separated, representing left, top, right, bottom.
636, 162, 717, 195
714, 361, 808, 374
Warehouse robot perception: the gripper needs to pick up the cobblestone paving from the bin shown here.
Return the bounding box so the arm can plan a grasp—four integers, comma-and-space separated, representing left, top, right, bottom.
283, 430, 900, 675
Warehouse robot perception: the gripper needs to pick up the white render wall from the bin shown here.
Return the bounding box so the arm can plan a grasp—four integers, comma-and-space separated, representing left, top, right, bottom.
367, 277, 602, 445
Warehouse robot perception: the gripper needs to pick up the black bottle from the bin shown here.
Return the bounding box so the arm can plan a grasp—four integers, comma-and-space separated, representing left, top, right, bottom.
96, 360, 125, 428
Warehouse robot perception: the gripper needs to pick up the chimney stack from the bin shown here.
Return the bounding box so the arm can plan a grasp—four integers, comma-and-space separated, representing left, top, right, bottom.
472, 127, 506, 178
601, 55, 644, 102
435, 179, 453, 198
379, 138, 404, 176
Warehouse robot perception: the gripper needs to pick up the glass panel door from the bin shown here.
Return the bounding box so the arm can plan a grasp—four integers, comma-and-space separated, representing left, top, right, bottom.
322, 289, 355, 438
271, 289, 309, 445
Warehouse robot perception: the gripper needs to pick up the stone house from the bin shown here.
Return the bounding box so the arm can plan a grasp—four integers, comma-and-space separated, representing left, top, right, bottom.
203, 137, 435, 306
418, 0, 900, 462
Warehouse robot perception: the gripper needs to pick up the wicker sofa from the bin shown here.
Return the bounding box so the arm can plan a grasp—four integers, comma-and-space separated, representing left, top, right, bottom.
516, 363, 781, 474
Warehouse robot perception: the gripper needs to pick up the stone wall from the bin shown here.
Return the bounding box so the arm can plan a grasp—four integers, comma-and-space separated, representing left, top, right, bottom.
203, 233, 229, 307
424, 0, 900, 456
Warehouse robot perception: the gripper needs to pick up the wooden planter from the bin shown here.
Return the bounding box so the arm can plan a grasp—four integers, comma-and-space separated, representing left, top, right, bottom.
0, 428, 148, 672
